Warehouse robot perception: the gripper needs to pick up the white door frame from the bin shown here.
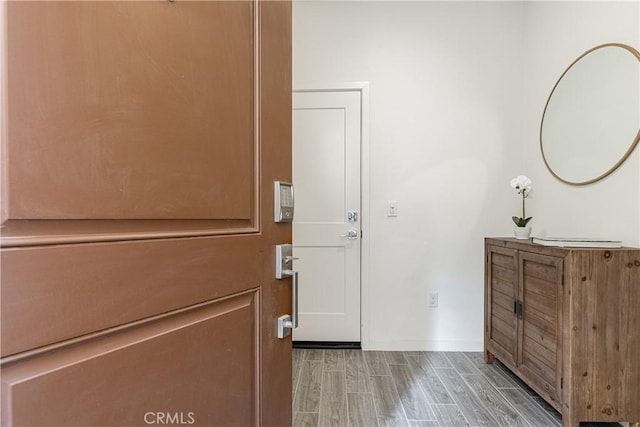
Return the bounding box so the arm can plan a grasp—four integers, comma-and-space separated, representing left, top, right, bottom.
293, 82, 371, 349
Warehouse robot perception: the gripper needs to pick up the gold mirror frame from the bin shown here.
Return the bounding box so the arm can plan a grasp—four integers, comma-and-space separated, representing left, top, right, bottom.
540, 43, 640, 185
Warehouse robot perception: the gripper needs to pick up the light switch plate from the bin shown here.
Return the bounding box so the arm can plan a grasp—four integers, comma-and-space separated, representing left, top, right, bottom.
388, 201, 398, 217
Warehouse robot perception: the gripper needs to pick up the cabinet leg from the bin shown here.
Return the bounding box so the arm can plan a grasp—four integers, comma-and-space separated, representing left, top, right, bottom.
561, 411, 579, 427
484, 350, 494, 364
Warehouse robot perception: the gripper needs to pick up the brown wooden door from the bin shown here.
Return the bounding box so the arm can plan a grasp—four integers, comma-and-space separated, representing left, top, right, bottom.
485, 245, 519, 368
0, 1, 292, 426
517, 251, 563, 406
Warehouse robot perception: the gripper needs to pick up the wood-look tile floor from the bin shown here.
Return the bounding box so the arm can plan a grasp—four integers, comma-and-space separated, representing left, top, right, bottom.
292, 349, 622, 427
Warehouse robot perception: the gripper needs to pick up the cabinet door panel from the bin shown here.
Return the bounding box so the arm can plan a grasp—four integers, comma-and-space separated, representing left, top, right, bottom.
522, 331, 557, 373
485, 245, 518, 367
518, 251, 563, 405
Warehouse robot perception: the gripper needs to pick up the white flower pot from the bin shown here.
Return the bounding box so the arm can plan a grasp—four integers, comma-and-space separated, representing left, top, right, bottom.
514, 226, 532, 240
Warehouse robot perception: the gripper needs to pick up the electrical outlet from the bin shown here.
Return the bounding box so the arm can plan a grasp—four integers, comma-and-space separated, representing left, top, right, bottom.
428, 292, 438, 308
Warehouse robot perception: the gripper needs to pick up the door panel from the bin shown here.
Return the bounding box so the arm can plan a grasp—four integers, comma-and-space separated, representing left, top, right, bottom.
2, 293, 256, 426
1, 236, 261, 357
7, 1, 255, 220
292, 90, 361, 342
294, 246, 347, 313
1, 1, 292, 425
293, 108, 346, 223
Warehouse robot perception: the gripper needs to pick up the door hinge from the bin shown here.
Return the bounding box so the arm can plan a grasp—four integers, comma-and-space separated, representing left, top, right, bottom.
560, 377, 563, 389
561, 273, 564, 286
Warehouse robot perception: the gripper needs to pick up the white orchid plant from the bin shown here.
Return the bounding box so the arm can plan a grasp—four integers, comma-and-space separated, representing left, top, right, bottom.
510, 175, 532, 227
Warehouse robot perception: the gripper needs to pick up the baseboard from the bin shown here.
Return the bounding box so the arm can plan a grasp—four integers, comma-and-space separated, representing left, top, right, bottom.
364, 339, 483, 352
292, 340, 482, 351
293, 341, 361, 350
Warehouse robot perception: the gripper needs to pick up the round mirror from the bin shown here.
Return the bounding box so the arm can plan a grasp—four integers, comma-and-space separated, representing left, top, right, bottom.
540, 43, 640, 185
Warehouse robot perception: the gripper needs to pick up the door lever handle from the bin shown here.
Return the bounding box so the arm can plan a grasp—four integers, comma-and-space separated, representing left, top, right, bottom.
340, 229, 359, 240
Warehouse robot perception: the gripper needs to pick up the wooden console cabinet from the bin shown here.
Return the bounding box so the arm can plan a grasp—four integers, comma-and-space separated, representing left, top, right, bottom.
484, 238, 640, 427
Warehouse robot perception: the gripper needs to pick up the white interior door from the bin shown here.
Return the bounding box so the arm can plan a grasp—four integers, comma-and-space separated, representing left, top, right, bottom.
292, 90, 361, 342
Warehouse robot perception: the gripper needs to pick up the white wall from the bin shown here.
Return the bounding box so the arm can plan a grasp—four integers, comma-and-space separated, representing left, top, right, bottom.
293, 1, 640, 351
522, 1, 640, 247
